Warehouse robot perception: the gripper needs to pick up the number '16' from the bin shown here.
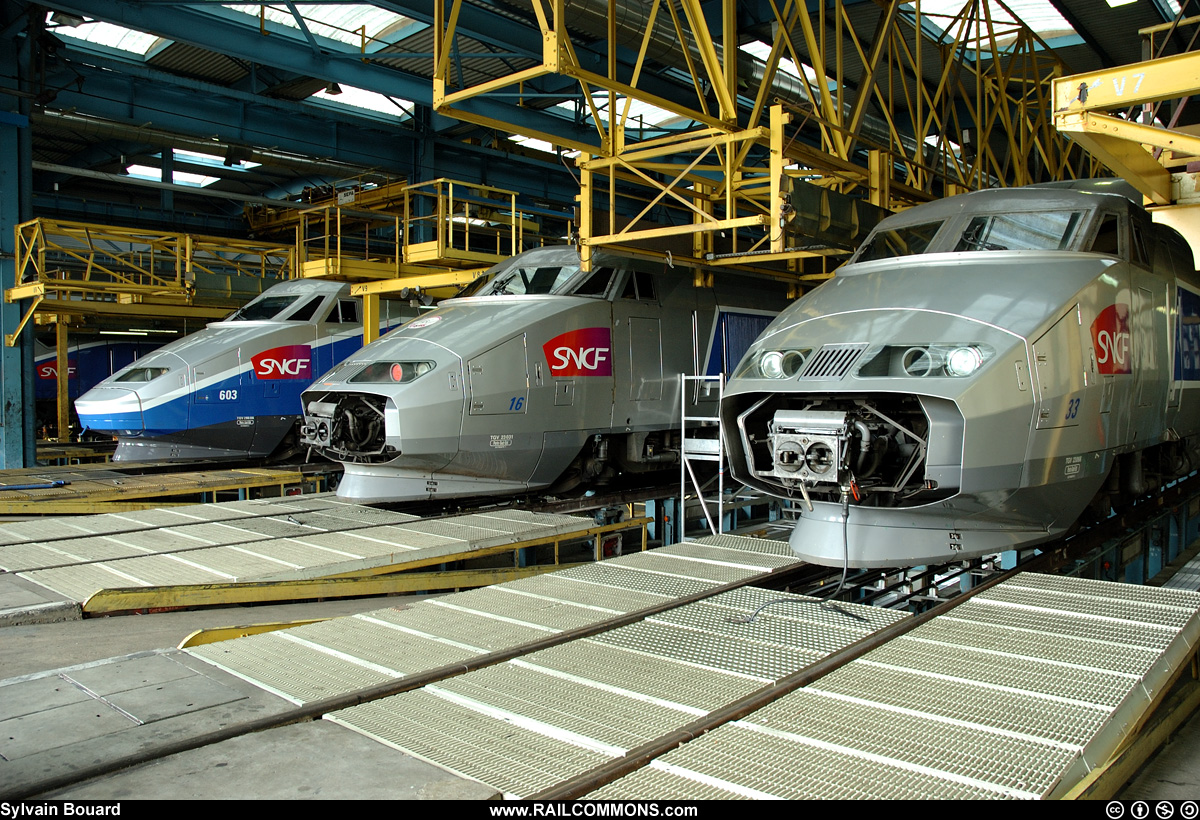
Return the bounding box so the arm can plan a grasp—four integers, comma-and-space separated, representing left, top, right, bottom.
509, 396, 525, 411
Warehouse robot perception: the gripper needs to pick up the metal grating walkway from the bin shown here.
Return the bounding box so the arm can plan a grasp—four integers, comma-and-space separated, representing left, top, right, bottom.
187, 536, 809, 707
317, 573, 905, 797
590, 572, 1200, 800
3, 495, 609, 606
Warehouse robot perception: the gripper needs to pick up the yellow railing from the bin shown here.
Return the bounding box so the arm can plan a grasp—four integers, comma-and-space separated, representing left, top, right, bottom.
5, 218, 296, 346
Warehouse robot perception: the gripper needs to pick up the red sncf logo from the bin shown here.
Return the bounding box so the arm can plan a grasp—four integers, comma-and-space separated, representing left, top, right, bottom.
543, 328, 612, 377
1091, 303, 1132, 375
252, 345, 312, 380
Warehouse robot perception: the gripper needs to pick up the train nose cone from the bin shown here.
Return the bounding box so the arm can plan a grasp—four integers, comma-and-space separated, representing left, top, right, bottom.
75, 387, 145, 433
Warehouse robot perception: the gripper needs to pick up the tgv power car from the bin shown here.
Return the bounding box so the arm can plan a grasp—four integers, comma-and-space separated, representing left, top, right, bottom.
76, 279, 411, 461
722, 180, 1200, 568
301, 245, 787, 502
34, 336, 161, 433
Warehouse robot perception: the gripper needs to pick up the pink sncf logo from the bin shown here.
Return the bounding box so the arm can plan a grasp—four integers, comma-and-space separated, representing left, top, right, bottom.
252, 345, 312, 380
1091, 303, 1132, 375
38, 360, 77, 380
543, 328, 613, 377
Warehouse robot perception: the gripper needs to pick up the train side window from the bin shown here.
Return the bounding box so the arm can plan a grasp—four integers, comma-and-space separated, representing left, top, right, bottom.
1089, 213, 1121, 256
1130, 221, 1151, 269
571, 266, 614, 297
331, 299, 359, 324
288, 296, 326, 322
621, 270, 657, 301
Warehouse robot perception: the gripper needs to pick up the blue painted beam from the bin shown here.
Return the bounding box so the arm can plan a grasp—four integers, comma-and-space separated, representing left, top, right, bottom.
1, 1, 35, 467
40, 0, 598, 147
44, 70, 419, 174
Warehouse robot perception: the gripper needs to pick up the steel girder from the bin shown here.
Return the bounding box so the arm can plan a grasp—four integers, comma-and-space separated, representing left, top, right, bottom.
36, 0, 599, 147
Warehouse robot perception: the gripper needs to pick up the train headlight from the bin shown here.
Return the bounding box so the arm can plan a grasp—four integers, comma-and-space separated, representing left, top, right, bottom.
855, 343, 993, 378
946, 346, 984, 377
348, 360, 436, 384
740, 348, 809, 379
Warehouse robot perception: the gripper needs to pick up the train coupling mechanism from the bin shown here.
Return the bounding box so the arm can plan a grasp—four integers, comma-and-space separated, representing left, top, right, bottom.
764, 410, 852, 487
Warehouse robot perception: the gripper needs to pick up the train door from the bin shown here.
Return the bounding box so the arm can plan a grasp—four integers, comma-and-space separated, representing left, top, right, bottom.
315, 297, 363, 376
1031, 305, 1086, 432
454, 334, 542, 482
611, 266, 695, 431
191, 348, 254, 448
1128, 213, 1170, 444
1130, 276, 1170, 443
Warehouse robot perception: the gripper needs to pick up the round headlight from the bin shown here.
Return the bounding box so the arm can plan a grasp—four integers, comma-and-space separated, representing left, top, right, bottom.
761, 351, 785, 379
902, 347, 934, 377
946, 346, 984, 377
390, 363, 405, 382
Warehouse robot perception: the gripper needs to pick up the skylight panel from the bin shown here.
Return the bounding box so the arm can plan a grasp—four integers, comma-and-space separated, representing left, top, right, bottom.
554, 94, 688, 131
508, 135, 579, 157
48, 14, 161, 56
739, 41, 834, 88
174, 149, 262, 170
223, 4, 412, 48
126, 164, 220, 187
311, 85, 413, 119
902, 1, 1077, 44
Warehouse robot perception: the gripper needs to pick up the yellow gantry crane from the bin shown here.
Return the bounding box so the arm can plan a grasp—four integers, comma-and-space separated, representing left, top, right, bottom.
434, 0, 1086, 275
1052, 16, 1200, 253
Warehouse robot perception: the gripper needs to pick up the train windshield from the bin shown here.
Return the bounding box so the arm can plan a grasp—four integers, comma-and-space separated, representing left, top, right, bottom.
458, 248, 583, 297
225, 294, 301, 321
854, 221, 943, 263
953, 210, 1083, 252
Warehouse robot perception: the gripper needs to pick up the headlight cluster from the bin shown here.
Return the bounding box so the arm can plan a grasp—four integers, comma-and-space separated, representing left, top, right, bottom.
348, 360, 435, 384
856, 343, 993, 378
732, 348, 811, 380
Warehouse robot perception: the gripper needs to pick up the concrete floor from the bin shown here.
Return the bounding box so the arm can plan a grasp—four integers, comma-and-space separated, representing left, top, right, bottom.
3, 578, 1200, 800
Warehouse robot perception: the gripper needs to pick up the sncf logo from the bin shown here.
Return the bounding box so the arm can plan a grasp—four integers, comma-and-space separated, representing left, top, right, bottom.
252, 345, 312, 380
543, 328, 613, 377
37, 360, 77, 380
1091, 303, 1132, 375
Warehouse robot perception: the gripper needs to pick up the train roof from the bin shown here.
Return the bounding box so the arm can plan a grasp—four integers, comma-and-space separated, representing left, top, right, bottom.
881, 184, 1136, 230
254, 279, 352, 296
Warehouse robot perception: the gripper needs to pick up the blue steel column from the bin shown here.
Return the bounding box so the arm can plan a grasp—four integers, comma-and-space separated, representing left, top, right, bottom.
0, 2, 34, 467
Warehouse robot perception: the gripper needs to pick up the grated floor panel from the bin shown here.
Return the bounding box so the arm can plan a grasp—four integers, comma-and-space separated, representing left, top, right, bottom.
329, 690, 611, 798
587, 574, 1200, 800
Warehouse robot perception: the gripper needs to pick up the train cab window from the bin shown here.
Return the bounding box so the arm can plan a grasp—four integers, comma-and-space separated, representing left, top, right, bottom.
621, 270, 657, 301
1130, 219, 1152, 269
226, 294, 300, 321
1089, 213, 1121, 256
330, 299, 359, 324
288, 296, 326, 322
854, 221, 943, 262
569, 266, 615, 297
953, 210, 1082, 252
481, 264, 581, 295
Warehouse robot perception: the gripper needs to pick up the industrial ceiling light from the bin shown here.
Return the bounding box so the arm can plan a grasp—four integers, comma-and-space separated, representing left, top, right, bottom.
324, 82, 343, 95
49, 11, 86, 27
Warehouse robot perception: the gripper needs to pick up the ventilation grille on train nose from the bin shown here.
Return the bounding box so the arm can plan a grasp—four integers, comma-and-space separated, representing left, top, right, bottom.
800, 344, 869, 380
